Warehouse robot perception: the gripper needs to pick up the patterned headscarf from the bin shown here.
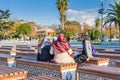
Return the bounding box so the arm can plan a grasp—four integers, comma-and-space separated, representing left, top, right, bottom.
51, 33, 71, 53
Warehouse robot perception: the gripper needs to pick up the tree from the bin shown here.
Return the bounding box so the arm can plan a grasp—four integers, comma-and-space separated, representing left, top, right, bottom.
102, 25, 117, 41
95, 18, 101, 29
90, 30, 95, 40
82, 23, 91, 35
56, 0, 69, 31
104, 0, 120, 41
16, 23, 32, 38
94, 30, 100, 39
64, 20, 80, 37
88, 29, 100, 41
0, 9, 13, 39
0, 9, 11, 20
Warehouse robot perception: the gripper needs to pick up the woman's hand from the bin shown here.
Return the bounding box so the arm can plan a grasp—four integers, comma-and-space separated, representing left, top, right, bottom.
86, 58, 90, 61
70, 54, 75, 58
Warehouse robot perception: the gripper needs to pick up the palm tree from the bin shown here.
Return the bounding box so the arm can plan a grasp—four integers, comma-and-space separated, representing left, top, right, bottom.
0, 9, 11, 39
0, 9, 11, 30
104, 0, 120, 41
0, 9, 11, 20
56, 0, 69, 31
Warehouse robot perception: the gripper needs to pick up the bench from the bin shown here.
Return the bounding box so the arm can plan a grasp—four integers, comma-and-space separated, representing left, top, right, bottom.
16, 48, 38, 53
72, 51, 110, 67
25, 75, 62, 80
1, 46, 13, 48
115, 49, 120, 51
94, 53, 120, 67
0, 54, 15, 67
16, 51, 37, 58
72, 48, 108, 54
16, 45, 31, 48
30, 46, 38, 49
0, 47, 16, 50
85, 57, 109, 66
96, 48, 106, 52
116, 61, 120, 68
0, 50, 16, 55
78, 65, 120, 80
99, 50, 120, 54
16, 59, 77, 80
0, 65, 27, 80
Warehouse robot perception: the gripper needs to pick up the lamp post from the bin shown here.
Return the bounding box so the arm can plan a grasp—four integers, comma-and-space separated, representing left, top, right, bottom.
98, 0, 104, 44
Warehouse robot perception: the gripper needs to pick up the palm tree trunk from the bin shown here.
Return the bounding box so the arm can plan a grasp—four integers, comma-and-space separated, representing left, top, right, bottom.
119, 26, 120, 42
110, 26, 111, 42
119, 21, 120, 42
61, 21, 64, 31
61, 16, 64, 31
115, 25, 117, 38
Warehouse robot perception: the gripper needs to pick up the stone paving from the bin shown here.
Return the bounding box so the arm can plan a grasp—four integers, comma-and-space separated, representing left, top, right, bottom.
0, 40, 120, 49
0, 40, 120, 80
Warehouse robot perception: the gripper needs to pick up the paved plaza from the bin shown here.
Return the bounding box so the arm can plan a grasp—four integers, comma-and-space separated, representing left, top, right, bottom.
0, 40, 120, 80
0, 40, 120, 50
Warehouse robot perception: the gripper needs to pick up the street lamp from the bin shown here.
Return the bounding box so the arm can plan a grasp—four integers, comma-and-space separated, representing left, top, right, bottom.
98, 0, 104, 43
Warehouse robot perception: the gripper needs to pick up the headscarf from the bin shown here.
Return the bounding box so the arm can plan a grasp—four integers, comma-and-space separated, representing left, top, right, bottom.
51, 33, 71, 53
39, 37, 51, 53
40, 37, 51, 48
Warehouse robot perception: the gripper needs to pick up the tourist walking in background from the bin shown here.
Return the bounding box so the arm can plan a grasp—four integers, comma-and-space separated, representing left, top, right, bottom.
67, 36, 70, 42
29, 37, 32, 42
50, 33, 75, 63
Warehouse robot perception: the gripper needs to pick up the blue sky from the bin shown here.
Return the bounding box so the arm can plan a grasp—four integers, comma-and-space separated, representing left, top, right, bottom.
0, 0, 114, 26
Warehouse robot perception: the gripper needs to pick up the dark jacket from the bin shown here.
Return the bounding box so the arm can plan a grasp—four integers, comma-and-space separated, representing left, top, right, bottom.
37, 45, 54, 61
82, 40, 87, 56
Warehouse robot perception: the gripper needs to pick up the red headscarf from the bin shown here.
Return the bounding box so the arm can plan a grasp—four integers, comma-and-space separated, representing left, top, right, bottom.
51, 33, 71, 53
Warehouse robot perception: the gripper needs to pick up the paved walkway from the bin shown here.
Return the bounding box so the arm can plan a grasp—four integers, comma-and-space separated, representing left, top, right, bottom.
0, 40, 120, 49
0, 40, 37, 46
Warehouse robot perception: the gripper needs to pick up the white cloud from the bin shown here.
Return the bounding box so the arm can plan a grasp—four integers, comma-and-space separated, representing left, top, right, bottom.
66, 9, 99, 26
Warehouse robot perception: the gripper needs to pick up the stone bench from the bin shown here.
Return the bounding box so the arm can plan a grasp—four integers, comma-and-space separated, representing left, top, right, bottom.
71, 51, 110, 67
85, 57, 109, 66
1, 46, 13, 48
0, 54, 15, 67
78, 65, 120, 80
31, 45, 38, 48
25, 75, 62, 80
30, 46, 38, 50
16, 59, 77, 80
72, 47, 106, 53
99, 50, 120, 54
16, 45, 31, 48
116, 61, 120, 68
94, 53, 120, 67
0, 47, 16, 50
72, 50, 109, 67
115, 49, 120, 51
0, 65, 27, 80
79, 48, 111, 53
0, 50, 16, 55
96, 48, 106, 52
16, 51, 37, 58
16, 48, 38, 53
16, 45, 38, 51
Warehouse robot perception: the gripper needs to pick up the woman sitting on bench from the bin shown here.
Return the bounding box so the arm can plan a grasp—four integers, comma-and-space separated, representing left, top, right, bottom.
37, 37, 54, 62
50, 33, 75, 63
